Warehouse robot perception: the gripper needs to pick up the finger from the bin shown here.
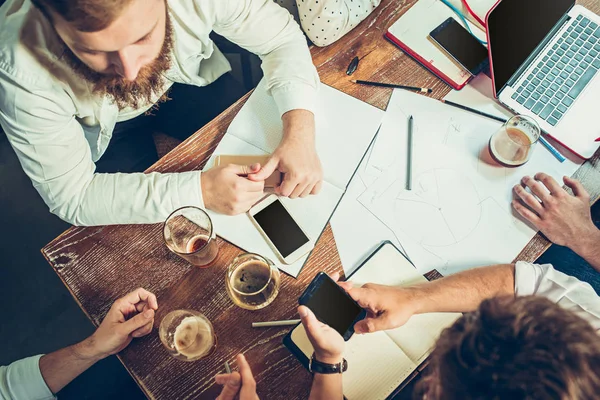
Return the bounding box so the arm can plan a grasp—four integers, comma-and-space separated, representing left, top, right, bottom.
354, 315, 390, 334
300, 183, 314, 198
131, 320, 154, 338
278, 175, 298, 197
337, 281, 354, 292
215, 373, 235, 385
121, 309, 155, 335
120, 288, 158, 311
513, 184, 544, 214
310, 180, 323, 195
248, 157, 279, 181
290, 181, 309, 199
512, 199, 542, 225
521, 175, 551, 203
563, 176, 589, 199
330, 272, 341, 282
298, 306, 325, 336
235, 175, 265, 193
215, 372, 242, 400
226, 163, 256, 176
237, 354, 257, 397
533, 173, 565, 198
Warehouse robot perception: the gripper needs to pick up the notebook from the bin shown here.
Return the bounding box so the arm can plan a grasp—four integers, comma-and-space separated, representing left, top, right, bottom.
283, 241, 462, 400
385, 0, 488, 90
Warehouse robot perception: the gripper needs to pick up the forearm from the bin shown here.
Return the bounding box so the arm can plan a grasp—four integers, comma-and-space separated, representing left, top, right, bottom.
39, 337, 102, 394
407, 264, 516, 315
309, 373, 343, 400
571, 228, 600, 272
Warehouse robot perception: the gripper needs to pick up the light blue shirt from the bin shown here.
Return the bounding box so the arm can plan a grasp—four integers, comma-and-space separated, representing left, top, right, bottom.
0, 355, 54, 400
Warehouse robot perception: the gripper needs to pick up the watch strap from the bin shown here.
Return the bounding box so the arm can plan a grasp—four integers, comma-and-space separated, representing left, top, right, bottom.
308, 353, 348, 374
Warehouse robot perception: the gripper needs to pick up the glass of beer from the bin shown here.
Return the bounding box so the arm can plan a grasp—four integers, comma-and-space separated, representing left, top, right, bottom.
489, 115, 540, 167
225, 253, 281, 310
163, 206, 219, 267
159, 309, 217, 362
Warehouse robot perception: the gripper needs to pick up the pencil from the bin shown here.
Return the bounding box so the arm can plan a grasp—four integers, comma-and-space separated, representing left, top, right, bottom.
224, 361, 231, 374
440, 99, 507, 122
252, 319, 301, 328
440, 100, 566, 162
407, 115, 414, 191
351, 79, 433, 93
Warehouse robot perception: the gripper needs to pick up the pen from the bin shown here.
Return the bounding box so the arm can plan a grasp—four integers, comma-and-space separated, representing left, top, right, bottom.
351, 80, 433, 93
224, 361, 231, 374
252, 319, 301, 328
407, 115, 414, 191
440, 100, 566, 162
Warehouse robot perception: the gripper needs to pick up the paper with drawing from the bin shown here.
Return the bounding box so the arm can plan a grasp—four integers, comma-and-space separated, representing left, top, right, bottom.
356, 89, 581, 275
204, 80, 384, 277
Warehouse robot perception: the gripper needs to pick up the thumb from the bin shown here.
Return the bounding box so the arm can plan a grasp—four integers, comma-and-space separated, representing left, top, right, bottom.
298, 306, 322, 337
226, 164, 256, 176
249, 157, 278, 181
122, 309, 155, 335
216, 372, 242, 400
354, 315, 386, 334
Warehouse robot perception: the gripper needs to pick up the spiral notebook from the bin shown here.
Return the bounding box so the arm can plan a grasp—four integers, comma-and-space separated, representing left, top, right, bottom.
283, 241, 461, 400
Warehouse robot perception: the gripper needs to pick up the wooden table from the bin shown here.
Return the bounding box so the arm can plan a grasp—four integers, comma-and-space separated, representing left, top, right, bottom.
42, 0, 600, 398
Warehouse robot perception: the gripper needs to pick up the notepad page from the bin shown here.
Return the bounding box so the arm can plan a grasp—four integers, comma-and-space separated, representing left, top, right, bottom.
348, 243, 461, 364
291, 325, 417, 400
226, 79, 384, 190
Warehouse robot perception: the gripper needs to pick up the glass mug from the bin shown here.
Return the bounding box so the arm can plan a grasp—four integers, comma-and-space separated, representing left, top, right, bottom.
489, 115, 540, 167
159, 309, 217, 362
163, 206, 219, 267
225, 253, 281, 310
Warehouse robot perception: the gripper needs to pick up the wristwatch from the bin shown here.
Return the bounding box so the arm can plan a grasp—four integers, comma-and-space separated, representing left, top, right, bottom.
308, 353, 348, 374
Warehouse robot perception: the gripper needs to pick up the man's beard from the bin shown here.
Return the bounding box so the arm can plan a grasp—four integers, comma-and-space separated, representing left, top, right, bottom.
62, 14, 174, 110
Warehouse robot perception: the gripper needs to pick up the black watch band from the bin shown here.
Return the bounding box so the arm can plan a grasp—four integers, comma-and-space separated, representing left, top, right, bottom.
308, 353, 348, 374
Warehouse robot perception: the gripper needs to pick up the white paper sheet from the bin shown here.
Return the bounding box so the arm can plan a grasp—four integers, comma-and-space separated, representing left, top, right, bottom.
358, 89, 582, 276
204, 80, 384, 277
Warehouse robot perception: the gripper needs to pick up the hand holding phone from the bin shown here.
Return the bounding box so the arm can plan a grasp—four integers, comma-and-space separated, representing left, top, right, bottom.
298, 272, 367, 341
297, 305, 346, 363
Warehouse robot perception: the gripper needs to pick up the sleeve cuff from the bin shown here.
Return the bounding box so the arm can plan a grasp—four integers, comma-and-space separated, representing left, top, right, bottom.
270, 82, 319, 117
174, 170, 205, 210
514, 261, 539, 297
0, 355, 55, 400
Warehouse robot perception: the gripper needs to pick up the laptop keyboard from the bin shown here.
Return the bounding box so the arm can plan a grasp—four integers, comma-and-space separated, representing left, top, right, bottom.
511, 14, 600, 127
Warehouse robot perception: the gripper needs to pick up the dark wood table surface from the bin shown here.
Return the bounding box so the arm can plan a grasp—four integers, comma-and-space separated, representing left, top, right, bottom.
42, 0, 600, 398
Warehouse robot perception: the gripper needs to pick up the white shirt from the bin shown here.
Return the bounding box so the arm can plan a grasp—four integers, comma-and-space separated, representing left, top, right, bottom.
276, 0, 382, 46
0, 0, 319, 226
515, 261, 600, 330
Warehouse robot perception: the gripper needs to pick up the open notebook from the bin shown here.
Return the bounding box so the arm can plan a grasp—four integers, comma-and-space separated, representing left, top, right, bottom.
283, 242, 461, 400
202, 80, 384, 277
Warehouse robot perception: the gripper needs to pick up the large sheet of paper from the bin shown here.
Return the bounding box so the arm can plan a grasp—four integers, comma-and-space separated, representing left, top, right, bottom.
356, 89, 582, 276
204, 80, 384, 277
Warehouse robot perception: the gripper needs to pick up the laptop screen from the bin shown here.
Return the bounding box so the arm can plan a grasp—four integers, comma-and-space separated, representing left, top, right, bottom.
488, 0, 574, 94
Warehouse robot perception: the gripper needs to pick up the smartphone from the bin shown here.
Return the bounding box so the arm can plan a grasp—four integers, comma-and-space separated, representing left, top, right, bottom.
298, 272, 366, 341
248, 194, 313, 264
214, 154, 282, 188
429, 17, 489, 76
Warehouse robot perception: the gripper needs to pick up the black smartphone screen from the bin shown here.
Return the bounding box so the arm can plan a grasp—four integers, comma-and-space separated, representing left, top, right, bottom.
430, 17, 489, 74
303, 275, 363, 337
253, 199, 309, 258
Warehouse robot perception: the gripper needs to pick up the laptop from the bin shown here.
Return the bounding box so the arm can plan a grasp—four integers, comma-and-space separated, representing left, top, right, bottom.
487, 0, 600, 159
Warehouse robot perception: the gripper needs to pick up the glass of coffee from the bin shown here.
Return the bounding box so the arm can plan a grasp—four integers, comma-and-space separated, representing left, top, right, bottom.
159, 309, 217, 361
225, 253, 281, 310
163, 206, 219, 267
489, 115, 540, 167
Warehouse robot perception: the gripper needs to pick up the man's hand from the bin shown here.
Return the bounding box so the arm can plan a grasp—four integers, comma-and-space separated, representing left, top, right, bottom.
249, 110, 323, 199
298, 305, 345, 364
215, 354, 259, 400
202, 164, 265, 215
79, 288, 159, 360
337, 280, 417, 334
512, 173, 600, 253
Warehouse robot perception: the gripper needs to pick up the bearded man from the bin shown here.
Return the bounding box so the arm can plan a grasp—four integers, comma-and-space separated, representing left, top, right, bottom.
0, 0, 321, 225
